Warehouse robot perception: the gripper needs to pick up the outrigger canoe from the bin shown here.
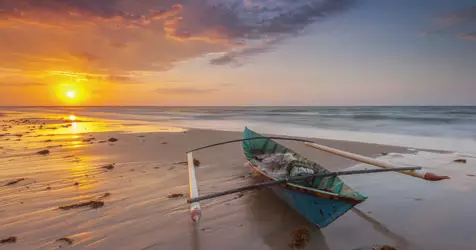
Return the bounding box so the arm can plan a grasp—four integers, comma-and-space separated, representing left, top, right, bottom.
242, 127, 367, 228
186, 127, 449, 228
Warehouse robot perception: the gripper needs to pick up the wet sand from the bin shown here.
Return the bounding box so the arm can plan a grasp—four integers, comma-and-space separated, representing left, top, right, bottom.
1, 113, 474, 249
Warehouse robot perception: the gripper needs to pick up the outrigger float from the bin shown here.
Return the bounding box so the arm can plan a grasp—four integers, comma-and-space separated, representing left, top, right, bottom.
186, 127, 449, 228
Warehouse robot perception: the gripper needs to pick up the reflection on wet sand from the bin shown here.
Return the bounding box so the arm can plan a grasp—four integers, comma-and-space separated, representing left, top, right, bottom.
190, 222, 201, 250
246, 188, 330, 250
351, 208, 410, 250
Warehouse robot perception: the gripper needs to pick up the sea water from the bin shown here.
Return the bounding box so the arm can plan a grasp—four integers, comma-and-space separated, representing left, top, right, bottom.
5, 106, 476, 153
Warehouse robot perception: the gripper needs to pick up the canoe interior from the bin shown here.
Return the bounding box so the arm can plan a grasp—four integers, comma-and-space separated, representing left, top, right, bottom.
242, 127, 367, 227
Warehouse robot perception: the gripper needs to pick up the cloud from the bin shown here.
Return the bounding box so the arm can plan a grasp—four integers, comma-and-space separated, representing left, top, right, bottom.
458, 32, 476, 41
0, 81, 46, 87
71, 52, 100, 61
155, 87, 218, 94
0, 0, 356, 90
165, 0, 355, 43
106, 75, 139, 84
426, 5, 476, 41
438, 5, 476, 25
1, 0, 354, 43
210, 35, 288, 65
109, 41, 128, 49
0, 0, 175, 27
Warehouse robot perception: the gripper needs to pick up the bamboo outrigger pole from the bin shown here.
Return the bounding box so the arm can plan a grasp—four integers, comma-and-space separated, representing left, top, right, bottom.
304, 142, 450, 181
185, 136, 450, 222
187, 166, 422, 204
187, 152, 201, 222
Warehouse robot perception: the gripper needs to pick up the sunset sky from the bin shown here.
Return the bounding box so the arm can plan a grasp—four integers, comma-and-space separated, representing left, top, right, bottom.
0, 0, 475, 106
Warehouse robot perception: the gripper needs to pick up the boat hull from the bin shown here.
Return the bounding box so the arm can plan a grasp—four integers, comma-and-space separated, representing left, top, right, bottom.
270, 185, 354, 228
242, 127, 365, 228
246, 161, 357, 228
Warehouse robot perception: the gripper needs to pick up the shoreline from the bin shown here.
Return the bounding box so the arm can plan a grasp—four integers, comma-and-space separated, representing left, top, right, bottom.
3, 107, 476, 154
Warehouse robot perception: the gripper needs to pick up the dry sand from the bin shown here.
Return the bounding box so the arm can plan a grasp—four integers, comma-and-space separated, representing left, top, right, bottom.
1, 113, 469, 250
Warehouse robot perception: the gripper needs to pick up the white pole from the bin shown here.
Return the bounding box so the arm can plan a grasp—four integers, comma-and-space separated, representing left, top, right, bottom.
304, 142, 449, 181
187, 152, 201, 221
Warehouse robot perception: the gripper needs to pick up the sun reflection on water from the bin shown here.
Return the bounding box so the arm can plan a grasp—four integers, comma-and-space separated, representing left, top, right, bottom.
71, 140, 83, 148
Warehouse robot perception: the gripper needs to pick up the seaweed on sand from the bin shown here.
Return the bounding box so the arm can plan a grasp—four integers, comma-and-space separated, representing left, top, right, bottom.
289, 228, 309, 249
5, 178, 25, 186
0, 237, 17, 244
56, 237, 73, 245
58, 201, 104, 210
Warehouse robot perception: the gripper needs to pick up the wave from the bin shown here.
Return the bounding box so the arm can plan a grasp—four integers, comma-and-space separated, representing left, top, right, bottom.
350, 114, 461, 123
4, 106, 476, 141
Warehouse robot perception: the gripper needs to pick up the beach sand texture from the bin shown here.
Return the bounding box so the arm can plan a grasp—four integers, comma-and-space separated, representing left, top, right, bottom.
1, 112, 475, 250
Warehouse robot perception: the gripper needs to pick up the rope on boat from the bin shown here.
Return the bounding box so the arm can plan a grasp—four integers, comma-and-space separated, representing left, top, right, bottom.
186, 136, 314, 153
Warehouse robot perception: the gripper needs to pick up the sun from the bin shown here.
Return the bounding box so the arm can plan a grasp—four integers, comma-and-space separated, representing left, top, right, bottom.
55, 83, 87, 105
66, 91, 76, 99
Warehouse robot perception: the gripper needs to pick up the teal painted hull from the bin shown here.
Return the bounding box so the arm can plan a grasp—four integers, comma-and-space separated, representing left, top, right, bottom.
242, 127, 366, 228
270, 186, 354, 228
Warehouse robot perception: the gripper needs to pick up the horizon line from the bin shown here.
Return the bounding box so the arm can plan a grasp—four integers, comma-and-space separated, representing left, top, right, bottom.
1, 105, 475, 108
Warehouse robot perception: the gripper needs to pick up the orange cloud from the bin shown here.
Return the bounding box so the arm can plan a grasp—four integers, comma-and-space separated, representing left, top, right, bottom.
0, 0, 356, 105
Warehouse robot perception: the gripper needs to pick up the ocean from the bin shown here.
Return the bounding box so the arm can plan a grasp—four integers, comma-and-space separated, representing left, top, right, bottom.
3, 106, 476, 153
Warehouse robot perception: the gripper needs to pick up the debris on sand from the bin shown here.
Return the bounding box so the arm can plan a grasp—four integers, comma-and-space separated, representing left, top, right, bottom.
173, 161, 188, 165
74, 182, 79, 186
162, 142, 168, 144
6, 178, 25, 186
138, 135, 145, 138
58, 201, 104, 210
0, 236, 17, 244
99, 192, 111, 199
101, 164, 115, 170
193, 158, 200, 166
289, 228, 309, 249
235, 193, 244, 199
37, 149, 50, 155
467, 174, 475, 177
167, 193, 184, 198
44, 139, 52, 142
373, 245, 398, 250
82, 137, 95, 142
108, 137, 118, 142
454, 159, 467, 164
56, 237, 74, 245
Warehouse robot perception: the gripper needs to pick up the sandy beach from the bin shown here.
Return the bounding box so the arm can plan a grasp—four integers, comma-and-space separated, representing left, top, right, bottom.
1, 111, 475, 250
